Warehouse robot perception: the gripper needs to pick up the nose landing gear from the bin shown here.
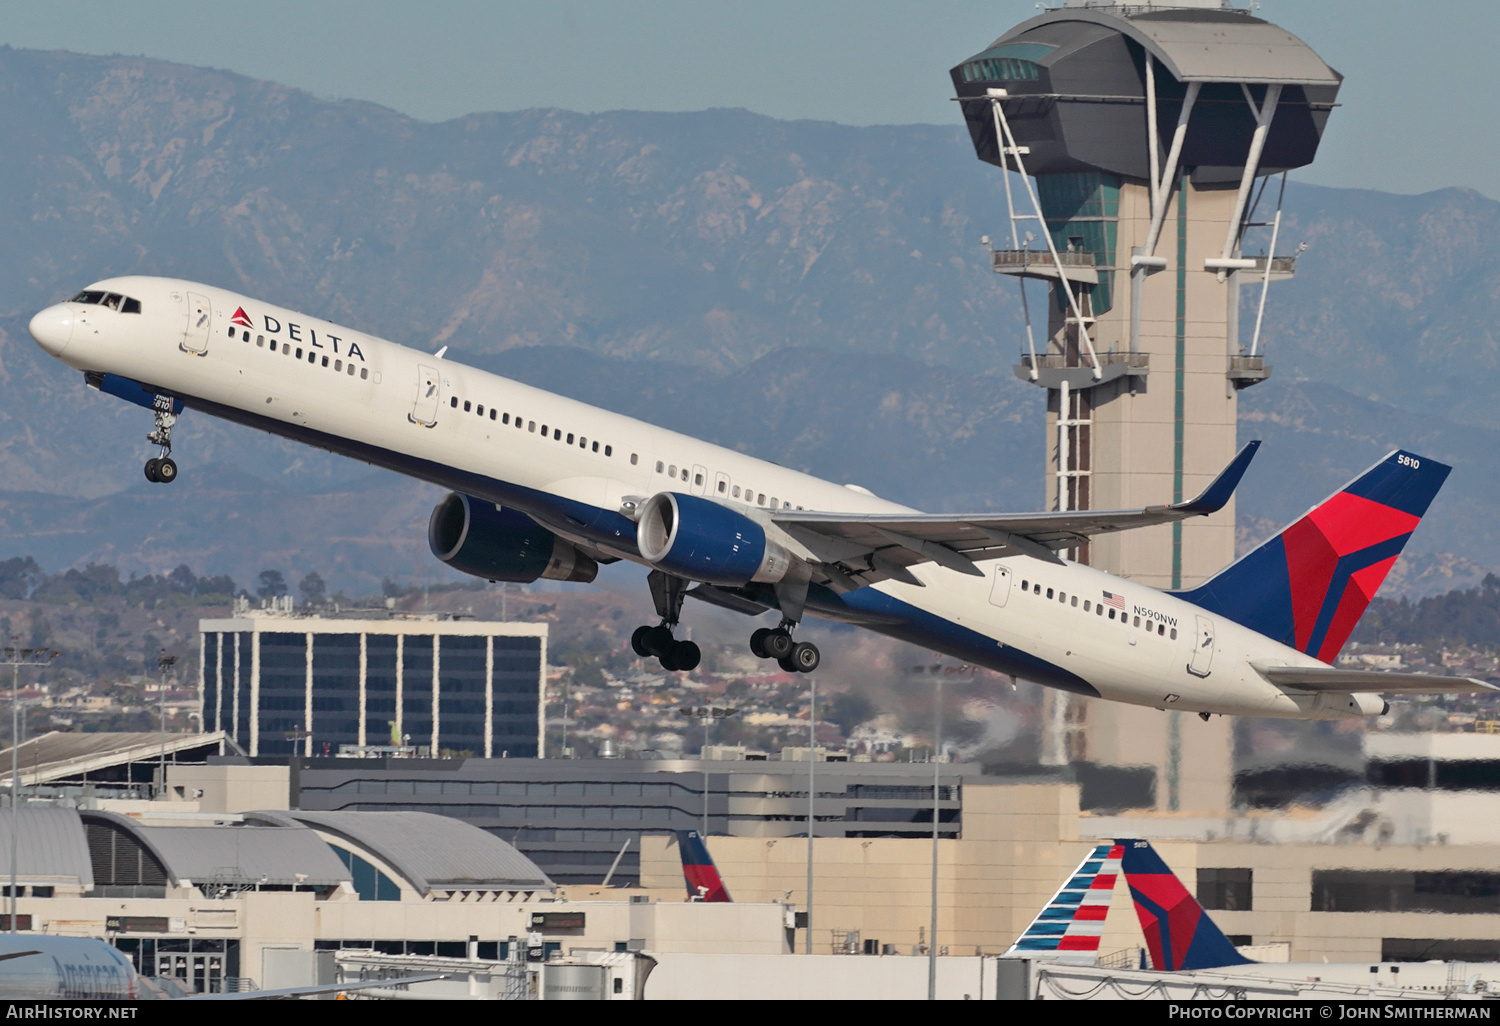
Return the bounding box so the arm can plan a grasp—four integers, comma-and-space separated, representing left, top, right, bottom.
143, 395, 180, 485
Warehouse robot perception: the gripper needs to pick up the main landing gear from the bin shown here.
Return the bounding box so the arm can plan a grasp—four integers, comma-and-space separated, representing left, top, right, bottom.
143, 395, 179, 485
750, 622, 819, 674
631, 571, 701, 672
630, 569, 820, 675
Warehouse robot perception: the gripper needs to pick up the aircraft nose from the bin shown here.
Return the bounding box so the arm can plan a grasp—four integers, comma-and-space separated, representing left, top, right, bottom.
29, 304, 74, 356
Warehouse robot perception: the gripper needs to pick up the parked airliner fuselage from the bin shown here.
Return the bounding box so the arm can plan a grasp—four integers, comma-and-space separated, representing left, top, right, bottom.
29, 277, 1390, 720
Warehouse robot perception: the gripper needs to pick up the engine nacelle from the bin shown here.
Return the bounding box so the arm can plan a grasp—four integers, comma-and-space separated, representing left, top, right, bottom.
428, 493, 597, 584
637, 491, 792, 586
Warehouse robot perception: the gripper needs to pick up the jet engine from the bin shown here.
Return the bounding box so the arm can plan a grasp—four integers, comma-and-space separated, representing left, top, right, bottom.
428, 492, 597, 584
636, 491, 792, 586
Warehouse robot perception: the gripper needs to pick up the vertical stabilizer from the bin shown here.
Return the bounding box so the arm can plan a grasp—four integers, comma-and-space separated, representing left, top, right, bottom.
676, 830, 731, 902
1003, 842, 1123, 964
1118, 838, 1252, 970
1179, 450, 1449, 663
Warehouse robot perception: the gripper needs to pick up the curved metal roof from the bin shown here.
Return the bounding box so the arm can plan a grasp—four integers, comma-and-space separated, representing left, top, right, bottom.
0, 807, 93, 888
998, 6, 1339, 85
951, 4, 1341, 180
81, 810, 351, 889
0, 731, 230, 786
271, 810, 554, 895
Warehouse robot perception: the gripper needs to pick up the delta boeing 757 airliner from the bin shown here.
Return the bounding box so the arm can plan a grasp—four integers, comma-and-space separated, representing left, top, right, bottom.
27, 277, 1494, 720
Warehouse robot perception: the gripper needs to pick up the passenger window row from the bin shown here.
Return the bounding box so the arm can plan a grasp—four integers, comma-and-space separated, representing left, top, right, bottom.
652, 461, 807, 510
1018, 579, 1178, 640
71, 291, 141, 313
232, 326, 370, 380
446, 395, 630, 461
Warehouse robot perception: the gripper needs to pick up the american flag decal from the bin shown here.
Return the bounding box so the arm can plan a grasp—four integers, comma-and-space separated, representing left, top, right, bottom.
1102, 591, 1125, 610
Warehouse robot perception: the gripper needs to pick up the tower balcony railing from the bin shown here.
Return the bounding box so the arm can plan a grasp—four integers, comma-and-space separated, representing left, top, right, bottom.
1014, 350, 1149, 390
1216, 254, 1298, 282
991, 248, 1100, 285
1227, 353, 1272, 390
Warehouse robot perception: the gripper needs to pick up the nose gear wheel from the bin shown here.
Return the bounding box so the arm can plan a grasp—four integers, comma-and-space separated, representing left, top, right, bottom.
143, 394, 181, 485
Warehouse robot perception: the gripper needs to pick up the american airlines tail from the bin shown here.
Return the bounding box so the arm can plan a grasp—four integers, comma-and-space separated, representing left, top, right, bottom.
1179, 450, 1450, 663
1118, 839, 1251, 971
1003, 842, 1122, 964
676, 830, 731, 902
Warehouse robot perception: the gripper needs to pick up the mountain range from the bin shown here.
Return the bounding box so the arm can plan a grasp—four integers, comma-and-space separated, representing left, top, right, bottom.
0, 47, 1494, 598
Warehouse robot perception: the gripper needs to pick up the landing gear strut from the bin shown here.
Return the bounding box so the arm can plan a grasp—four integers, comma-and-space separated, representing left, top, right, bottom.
143, 395, 179, 484
631, 571, 701, 672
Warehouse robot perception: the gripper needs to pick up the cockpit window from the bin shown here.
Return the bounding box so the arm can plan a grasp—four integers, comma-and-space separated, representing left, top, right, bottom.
70, 290, 142, 313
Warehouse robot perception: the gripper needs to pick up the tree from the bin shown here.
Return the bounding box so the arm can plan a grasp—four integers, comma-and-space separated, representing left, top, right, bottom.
256, 570, 288, 600
298, 572, 327, 607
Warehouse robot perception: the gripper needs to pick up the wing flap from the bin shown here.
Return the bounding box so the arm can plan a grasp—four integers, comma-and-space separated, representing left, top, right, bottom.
1254, 664, 1498, 694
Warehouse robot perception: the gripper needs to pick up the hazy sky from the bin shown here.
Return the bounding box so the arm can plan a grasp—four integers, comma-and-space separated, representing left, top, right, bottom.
0, 1, 1488, 198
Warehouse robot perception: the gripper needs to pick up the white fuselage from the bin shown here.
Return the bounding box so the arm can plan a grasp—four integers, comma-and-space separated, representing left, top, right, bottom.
32, 276, 1367, 720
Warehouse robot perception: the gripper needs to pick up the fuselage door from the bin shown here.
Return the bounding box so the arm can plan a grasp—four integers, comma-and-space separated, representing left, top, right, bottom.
410, 364, 441, 427
182, 292, 211, 354
1188, 615, 1216, 678
691, 464, 709, 496
988, 565, 1012, 607
713, 471, 731, 499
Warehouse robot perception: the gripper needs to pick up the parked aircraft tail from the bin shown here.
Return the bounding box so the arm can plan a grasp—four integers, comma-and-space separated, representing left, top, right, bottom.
676, 830, 731, 902
1178, 450, 1450, 663
1119, 838, 1252, 971
1002, 841, 1123, 964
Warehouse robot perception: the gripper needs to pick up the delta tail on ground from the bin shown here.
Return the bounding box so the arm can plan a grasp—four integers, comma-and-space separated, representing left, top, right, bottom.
676, 831, 732, 903
29, 278, 1495, 720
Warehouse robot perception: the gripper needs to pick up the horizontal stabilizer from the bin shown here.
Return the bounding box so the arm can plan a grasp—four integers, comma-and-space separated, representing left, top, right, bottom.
1253, 664, 1497, 694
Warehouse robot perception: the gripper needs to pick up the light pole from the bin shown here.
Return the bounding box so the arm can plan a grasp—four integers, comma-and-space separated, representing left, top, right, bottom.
157, 650, 177, 797
925, 670, 971, 999
806, 675, 816, 955
677, 706, 738, 835
3, 639, 58, 934
928, 675, 942, 999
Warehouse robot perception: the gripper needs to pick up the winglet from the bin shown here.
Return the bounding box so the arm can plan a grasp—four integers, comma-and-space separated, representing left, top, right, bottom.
1170, 440, 1261, 515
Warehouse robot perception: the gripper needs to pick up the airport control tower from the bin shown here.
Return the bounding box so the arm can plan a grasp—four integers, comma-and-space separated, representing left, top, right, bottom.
952, 0, 1341, 809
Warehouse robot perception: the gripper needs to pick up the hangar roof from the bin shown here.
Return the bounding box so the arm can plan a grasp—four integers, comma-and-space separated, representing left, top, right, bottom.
266, 810, 554, 894
0, 807, 94, 888
81, 810, 352, 889
0, 731, 231, 786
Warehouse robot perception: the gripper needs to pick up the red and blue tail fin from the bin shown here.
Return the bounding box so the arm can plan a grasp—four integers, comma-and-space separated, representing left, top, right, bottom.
677, 830, 731, 902
1118, 839, 1251, 971
1179, 450, 1449, 663
1003, 842, 1123, 964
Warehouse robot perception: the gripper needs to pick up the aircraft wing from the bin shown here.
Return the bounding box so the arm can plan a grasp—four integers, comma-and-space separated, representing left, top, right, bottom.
1253, 665, 1500, 694
773, 441, 1259, 587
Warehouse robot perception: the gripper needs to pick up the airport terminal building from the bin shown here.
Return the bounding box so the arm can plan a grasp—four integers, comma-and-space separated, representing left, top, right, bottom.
199, 609, 547, 760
